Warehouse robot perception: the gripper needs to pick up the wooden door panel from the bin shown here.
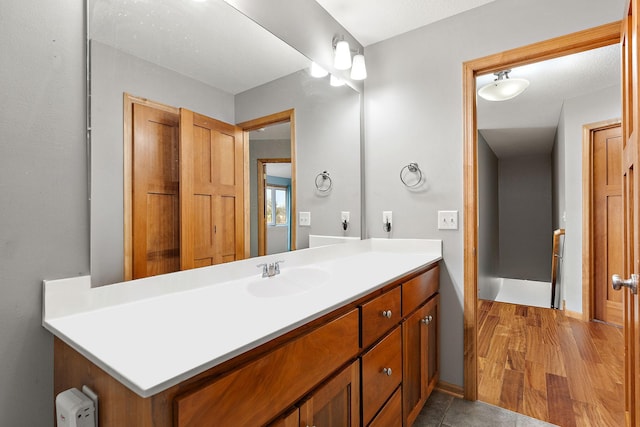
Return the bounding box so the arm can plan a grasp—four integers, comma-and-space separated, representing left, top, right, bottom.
132, 103, 180, 279
145, 193, 180, 276
621, 3, 640, 425
594, 126, 623, 325
180, 108, 245, 269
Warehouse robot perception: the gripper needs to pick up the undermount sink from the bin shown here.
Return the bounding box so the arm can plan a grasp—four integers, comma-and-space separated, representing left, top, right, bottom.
246, 266, 330, 298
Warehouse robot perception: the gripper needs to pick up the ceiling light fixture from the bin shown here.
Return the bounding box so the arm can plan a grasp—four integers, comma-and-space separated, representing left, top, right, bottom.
477, 70, 529, 101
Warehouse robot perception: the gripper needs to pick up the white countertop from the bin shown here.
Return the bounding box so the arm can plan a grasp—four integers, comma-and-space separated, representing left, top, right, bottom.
43, 238, 442, 398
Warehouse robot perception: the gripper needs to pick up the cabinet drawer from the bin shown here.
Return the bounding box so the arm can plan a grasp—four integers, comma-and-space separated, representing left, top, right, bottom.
175, 309, 359, 427
361, 326, 402, 426
361, 286, 401, 348
402, 265, 439, 316
368, 386, 402, 427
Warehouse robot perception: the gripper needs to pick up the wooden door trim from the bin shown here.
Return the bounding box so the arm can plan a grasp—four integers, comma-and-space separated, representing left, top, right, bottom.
257, 158, 292, 256
582, 119, 623, 322
237, 109, 297, 253
123, 93, 179, 281
462, 21, 621, 400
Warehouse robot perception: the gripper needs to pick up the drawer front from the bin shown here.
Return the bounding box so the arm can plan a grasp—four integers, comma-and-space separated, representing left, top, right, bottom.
175, 309, 359, 427
368, 386, 402, 427
361, 286, 401, 349
361, 326, 402, 426
402, 265, 439, 316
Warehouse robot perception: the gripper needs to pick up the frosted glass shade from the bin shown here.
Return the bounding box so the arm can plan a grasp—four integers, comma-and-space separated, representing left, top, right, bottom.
350, 54, 367, 80
478, 78, 529, 101
330, 75, 345, 87
334, 40, 352, 70
310, 62, 328, 78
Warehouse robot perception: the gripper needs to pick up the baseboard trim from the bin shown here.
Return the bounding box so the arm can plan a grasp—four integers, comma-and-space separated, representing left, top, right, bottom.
436, 381, 464, 399
563, 309, 584, 320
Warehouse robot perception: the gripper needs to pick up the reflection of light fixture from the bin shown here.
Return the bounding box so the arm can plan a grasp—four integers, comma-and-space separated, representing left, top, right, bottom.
334, 39, 352, 70
478, 70, 529, 101
310, 62, 328, 78
330, 75, 345, 87
350, 54, 367, 80
331, 36, 367, 81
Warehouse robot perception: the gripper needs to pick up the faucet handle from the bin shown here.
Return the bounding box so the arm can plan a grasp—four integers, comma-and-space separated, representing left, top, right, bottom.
274, 260, 285, 274
257, 263, 269, 277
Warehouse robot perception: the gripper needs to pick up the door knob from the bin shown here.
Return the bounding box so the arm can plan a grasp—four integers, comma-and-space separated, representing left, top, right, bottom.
612, 274, 639, 295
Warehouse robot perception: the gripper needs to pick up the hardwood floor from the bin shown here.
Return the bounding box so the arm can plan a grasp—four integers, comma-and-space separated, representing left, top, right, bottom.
478, 300, 624, 427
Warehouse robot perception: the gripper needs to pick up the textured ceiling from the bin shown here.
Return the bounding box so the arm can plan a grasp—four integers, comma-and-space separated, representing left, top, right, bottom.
476, 44, 620, 158
314, 0, 498, 46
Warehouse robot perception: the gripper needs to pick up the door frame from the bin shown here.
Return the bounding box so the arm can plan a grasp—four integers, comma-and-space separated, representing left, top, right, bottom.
237, 109, 297, 257
462, 21, 621, 400
582, 119, 623, 322
257, 158, 293, 256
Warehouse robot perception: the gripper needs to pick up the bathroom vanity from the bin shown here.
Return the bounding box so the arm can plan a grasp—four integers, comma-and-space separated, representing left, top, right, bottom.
44, 239, 442, 426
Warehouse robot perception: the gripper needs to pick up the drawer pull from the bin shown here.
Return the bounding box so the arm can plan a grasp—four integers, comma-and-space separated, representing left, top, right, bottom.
421, 315, 433, 325
381, 310, 393, 319
382, 367, 393, 376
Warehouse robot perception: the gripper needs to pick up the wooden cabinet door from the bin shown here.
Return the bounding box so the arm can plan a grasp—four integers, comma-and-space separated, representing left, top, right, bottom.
402, 294, 439, 426
179, 108, 245, 269
268, 407, 299, 427
299, 360, 360, 427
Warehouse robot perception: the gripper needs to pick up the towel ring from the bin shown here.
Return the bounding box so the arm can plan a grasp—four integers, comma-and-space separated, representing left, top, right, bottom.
400, 162, 423, 188
315, 171, 332, 192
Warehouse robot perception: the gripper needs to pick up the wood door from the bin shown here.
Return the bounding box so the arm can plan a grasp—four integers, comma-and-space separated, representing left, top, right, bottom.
593, 124, 623, 325
620, 3, 640, 425
131, 102, 180, 279
299, 360, 360, 427
179, 108, 245, 269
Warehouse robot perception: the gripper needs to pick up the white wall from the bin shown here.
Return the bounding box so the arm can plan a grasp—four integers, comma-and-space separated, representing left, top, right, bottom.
557, 84, 621, 312
0, 0, 87, 424
90, 41, 235, 286
236, 71, 362, 249
364, 0, 624, 387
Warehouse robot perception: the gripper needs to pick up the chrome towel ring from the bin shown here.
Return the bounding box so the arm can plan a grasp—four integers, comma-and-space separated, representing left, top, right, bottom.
315, 171, 332, 192
400, 162, 423, 188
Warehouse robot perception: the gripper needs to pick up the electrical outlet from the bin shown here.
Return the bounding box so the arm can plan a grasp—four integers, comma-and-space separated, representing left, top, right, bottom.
299, 211, 311, 226
438, 210, 458, 230
341, 211, 350, 223
383, 211, 392, 232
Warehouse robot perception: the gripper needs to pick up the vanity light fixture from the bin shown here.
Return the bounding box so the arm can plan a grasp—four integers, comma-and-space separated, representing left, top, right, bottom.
331, 36, 368, 81
330, 74, 345, 87
477, 70, 529, 101
350, 53, 367, 80
310, 62, 329, 78
333, 38, 352, 70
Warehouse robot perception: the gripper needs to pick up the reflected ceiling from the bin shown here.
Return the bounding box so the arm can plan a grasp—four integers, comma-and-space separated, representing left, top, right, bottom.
90, 0, 310, 93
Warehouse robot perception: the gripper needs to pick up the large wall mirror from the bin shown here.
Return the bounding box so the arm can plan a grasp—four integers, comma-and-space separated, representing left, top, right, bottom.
88, 0, 362, 286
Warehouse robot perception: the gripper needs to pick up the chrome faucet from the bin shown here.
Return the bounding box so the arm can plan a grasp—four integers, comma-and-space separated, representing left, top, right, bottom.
257, 260, 285, 278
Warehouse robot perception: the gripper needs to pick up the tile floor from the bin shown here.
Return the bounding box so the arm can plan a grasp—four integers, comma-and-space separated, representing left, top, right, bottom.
415, 390, 558, 427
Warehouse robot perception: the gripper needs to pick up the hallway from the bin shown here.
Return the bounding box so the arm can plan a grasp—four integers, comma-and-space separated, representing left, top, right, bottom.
477, 300, 624, 426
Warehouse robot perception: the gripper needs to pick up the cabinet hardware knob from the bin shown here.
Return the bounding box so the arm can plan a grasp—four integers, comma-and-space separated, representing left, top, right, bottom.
383, 367, 392, 376
382, 310, 393, 319
422, 315, 433, 325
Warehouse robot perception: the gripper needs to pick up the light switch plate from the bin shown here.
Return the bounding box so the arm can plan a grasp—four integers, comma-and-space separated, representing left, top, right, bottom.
299, 211, 311, 226
438, 210, 458, 230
